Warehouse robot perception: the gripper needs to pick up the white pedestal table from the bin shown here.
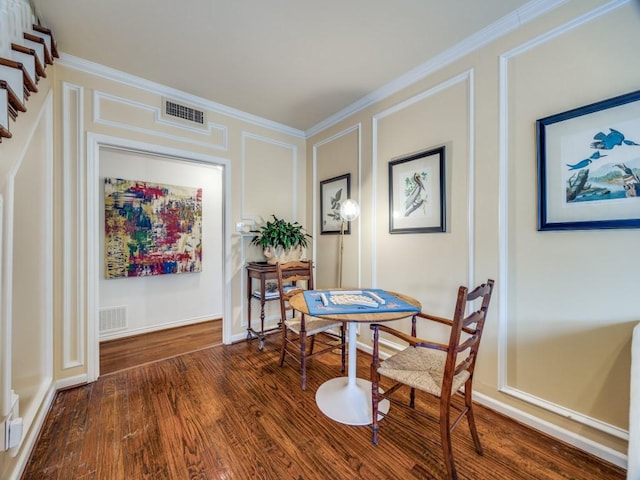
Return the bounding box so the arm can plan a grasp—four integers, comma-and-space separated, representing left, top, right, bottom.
289, 290, 421, 426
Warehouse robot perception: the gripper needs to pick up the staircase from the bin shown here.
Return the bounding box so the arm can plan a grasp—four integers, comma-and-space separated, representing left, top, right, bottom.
0, 0, 58, 143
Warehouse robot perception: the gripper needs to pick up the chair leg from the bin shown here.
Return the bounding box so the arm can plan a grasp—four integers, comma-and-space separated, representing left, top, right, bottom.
465, 381, 483, 455
371, 327, 381, 446
440, 397, 457, 480
278, 324, 287, 367
309, 334, 315, 355
300, 329, 307, 390
371, 373, 380, 446
340, 324, 346, 373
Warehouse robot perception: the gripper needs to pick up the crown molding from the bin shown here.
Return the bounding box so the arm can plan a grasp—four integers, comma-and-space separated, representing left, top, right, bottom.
56, 0, 568, 141
305, 0, 567, 138
56, 53, 306, 139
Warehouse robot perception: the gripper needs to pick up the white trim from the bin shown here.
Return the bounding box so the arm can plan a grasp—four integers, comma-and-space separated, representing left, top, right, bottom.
356, 337, 628, 469
85, 133, 99, 381
85, 133, 233, 378
371, 118, 378, 285
311, 123, 362, 286
240, 132, 298, 332
98, 314, 221, 342
92, 90, 228, 151
230, 331, 252, 344
222, 158, 233, 345
62, 82, 85, 370
59, 53, 305, 139
629, 323, 640, 478
371, 70, 475, 290
499, 385, 628, 440
305, 0, 567, 137
1, 90, 54, 416
1, 146, 15, 420
503, 0, 630, 59
43, 87, 55, 404
498, 52, 509, 390
240, 132, 298, 220
475, 391, 628, 469
7, 384, 56, 479
2, 91, 55, 456
466, 69, 476, 289
55, 374, 89, 391
356, 126, 362, 289
497, 0, 632, 439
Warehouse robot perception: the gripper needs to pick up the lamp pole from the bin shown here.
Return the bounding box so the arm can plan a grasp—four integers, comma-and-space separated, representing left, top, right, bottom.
338, 199, 360, 288
338, 219, 345, 287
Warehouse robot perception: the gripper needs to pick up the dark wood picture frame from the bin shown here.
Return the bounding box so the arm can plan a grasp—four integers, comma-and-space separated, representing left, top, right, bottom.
389, 146, 445, 234
320, 173, 351, 234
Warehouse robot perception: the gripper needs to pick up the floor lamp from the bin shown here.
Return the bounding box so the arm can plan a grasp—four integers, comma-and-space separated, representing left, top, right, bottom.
338, 199, 360, 288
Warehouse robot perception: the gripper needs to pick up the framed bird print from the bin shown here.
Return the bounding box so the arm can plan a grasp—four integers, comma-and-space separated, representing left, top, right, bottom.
537, 89, 640, 230
320, 173, 351, 234
389, 146, 445, 234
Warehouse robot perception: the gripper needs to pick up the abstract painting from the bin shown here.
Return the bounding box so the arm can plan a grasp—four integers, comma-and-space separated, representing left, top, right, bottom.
537, 89, 640, 230
104, 178, 202, 278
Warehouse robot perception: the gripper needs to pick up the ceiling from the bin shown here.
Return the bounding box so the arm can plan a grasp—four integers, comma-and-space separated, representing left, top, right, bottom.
32, 0, 534, 133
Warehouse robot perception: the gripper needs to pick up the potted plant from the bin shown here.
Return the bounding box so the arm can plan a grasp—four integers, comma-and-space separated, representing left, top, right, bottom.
250, 215, 312, 264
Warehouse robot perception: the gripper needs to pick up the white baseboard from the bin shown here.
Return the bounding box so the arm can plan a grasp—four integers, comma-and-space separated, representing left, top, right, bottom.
56, 374, 89, 391
8, 384, 56, 480
356, 340, 628, 470
474, 392, 627, 469
98, 314, 220, 342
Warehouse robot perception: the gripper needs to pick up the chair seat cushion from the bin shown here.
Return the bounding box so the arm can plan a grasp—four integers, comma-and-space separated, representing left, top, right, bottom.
285, 316, 342, 336
378, 346, 470, 397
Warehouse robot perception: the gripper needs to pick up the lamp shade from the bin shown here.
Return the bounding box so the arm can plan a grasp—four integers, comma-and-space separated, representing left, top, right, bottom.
339, 199, 360, 222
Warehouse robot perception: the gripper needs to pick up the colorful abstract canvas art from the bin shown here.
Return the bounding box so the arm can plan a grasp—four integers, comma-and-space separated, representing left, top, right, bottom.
104, 178, 202, 278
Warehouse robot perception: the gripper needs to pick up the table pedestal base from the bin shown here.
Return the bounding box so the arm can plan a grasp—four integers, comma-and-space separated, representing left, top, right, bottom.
315, 377, 390, 426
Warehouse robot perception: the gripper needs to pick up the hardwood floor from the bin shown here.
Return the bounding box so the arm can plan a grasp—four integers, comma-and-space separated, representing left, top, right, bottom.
24, 332, 625, 479
99, 319, 222, 374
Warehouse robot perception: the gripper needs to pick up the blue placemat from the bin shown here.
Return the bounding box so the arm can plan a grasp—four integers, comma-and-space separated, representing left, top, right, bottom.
302, 289, 420, 316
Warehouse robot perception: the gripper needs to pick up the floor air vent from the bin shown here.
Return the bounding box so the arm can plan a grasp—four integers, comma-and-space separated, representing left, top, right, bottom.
99, 306, 127, 333
162, 98, 207, 128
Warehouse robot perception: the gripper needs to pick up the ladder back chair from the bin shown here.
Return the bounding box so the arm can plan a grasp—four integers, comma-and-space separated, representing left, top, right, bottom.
276, 261, 346, 390
370, 279, 495, 480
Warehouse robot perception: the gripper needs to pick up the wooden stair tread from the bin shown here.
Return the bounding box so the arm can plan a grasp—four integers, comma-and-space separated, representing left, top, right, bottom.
32, 25, 59, 58
0, 78, 26, 116
0, 56, 33, 100
12, 43, 46, 80
23, 32, 53, 65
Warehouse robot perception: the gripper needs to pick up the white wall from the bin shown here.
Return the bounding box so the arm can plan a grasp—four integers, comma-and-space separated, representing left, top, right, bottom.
98, 147, 223, 339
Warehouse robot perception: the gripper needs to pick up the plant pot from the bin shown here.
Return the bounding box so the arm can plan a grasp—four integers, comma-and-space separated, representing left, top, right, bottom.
264, 245, 304, 265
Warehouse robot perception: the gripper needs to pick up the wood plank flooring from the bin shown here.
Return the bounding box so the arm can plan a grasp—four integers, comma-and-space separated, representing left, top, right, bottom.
24, 332, 625, 479
99, 319, 222, 374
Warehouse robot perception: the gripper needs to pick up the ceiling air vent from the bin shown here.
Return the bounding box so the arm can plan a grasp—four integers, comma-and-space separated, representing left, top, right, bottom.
161, 97, 207, 129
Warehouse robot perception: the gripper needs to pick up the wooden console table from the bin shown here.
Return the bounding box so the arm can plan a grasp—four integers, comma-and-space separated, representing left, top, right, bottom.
245, 261, 311, 351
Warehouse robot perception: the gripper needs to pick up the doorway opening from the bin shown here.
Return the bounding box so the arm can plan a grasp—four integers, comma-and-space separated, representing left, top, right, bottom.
87, 134, 231, 381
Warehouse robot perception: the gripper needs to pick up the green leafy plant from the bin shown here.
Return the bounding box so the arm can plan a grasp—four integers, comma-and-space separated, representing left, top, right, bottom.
250, 215, 311, 250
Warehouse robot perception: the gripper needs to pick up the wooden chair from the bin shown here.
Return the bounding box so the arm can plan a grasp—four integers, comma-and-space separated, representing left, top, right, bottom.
276, 261, 346, 390
370, 279, 495, 480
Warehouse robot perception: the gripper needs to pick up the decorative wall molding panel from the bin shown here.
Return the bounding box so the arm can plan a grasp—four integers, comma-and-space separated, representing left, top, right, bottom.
61, 81, 85, 370
497, 0, 631, 441
60, 53, 305, 139
92, 90, 228, 151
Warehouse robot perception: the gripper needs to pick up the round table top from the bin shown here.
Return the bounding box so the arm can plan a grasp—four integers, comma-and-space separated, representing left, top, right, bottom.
289, 290, 421, 323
